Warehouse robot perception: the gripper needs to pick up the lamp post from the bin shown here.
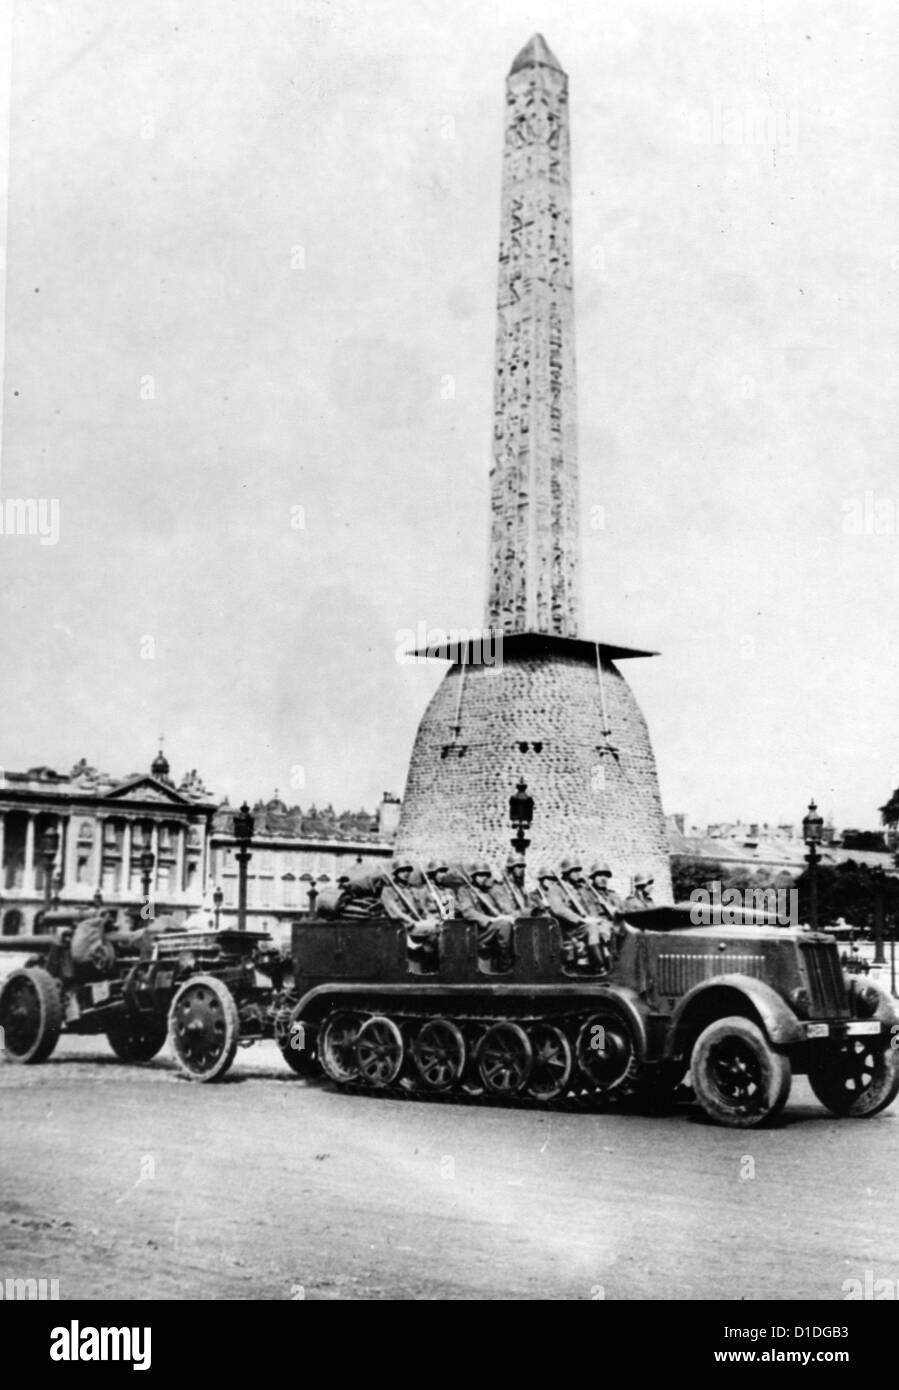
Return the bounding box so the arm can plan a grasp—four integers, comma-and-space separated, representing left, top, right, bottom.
40, 824, 61, 911
139, 844, 155, 903
872, 865, 886, 965
213, 884, 223, 932
509, 779, 534, 861
300, 872, 317, 916
802, 799, 824, 932
233, 802, 255, 932
51, 871, 63, 911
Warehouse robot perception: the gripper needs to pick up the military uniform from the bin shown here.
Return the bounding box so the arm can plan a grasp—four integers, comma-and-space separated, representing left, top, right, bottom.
582, 862, 625, 966
491, 856, 530, 918
543, 861, 611, 969
455, 864, 513, 967
416, 860, 456, 924
380, 862, 440, 963
624, 873, 655, 913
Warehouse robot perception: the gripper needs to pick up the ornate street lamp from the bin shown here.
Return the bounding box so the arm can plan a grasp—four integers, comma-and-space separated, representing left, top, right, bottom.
139, 844, 156, 902
41, 824, 61, 910
233, 802, 255, 932
802, 799, 824, 932
509, 779, 534, 860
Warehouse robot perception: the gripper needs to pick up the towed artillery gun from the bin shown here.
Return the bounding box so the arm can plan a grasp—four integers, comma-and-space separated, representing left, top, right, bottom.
0, 910, 297, 1079
257, 902, 899, 1127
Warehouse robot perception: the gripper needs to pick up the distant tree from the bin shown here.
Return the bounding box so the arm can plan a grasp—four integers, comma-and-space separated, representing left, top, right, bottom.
879, 789, 899, 831
840, 829, 887, 852
795, 860, 899, 935
670, 856, 726, 902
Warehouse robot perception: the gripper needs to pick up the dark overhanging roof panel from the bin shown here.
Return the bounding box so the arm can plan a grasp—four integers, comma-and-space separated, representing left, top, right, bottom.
407, 631, 659, 664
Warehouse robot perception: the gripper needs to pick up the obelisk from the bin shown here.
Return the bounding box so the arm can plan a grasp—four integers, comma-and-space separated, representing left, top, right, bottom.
488, 33, 580, 638
395, 36, 672, 901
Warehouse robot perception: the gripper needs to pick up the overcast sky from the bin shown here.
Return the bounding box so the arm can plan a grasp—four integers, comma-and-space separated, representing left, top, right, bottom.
0, 0, 897, 830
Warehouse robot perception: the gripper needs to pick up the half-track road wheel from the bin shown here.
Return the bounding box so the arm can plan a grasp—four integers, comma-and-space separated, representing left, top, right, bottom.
279, 1007, 321, 1078
0, 967, 62, 1064
575, 1009, 641, 1097
690, 1015, 791, 1128
167, 975, 239, 1082
411, 1018, 466, 1092
477, 1021, 532, 1095
318, 1011, 363, 1084
528, 1023, 573, 1101
105, 1019, 168, 1063
807, 1039, 899, 1118
355, 1015, 404, 1088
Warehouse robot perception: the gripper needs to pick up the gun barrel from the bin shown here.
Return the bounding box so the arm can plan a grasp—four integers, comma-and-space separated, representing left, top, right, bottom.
0, 935, 58, 952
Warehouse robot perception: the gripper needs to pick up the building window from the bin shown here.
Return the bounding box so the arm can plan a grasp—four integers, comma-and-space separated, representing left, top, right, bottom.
2, 908, 23, 936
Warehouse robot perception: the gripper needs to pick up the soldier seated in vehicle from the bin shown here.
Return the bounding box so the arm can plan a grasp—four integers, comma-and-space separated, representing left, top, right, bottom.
455, 863, 513, 972
492, 855, 531, 918
582, 860, 627, 965
624, 871, 655, 912
379, 859, 440, 970
543, 860, 612, 973
417, 859, 456, 925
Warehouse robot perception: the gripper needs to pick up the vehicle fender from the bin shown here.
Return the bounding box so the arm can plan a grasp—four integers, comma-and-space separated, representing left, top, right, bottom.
846, 974, 899, 1025
665, 975, 804, 1059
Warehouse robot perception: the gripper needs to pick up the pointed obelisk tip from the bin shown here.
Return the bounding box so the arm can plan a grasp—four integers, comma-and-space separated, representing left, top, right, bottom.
509, 33, 565, 75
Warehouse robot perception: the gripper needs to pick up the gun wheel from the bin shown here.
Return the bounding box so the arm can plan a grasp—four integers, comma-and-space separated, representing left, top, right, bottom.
411, 1018, 466, 1091
106, 1020, 167, 1063
318, 1011, 363, 1084
355, 1015, 404, 1088
477, 1022, 532, 1095
167, 975, 239, 1082
527, 1023, 573, 1101
0, 967, 62, 1064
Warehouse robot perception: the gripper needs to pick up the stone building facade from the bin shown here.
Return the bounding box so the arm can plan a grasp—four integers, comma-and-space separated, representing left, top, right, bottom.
0, 751, 400, 940
0, 751, 216, 934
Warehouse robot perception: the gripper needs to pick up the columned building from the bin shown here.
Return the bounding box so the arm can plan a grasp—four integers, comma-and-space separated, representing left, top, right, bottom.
0, 751, 218, 934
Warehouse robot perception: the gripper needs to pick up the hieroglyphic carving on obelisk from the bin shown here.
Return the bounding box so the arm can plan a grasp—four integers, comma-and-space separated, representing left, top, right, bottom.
487, 33, 581, 639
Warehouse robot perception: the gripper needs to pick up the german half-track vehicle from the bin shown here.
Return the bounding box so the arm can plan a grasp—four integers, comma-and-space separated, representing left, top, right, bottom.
274, 905, 899, 1128
0, 913, 294, 1080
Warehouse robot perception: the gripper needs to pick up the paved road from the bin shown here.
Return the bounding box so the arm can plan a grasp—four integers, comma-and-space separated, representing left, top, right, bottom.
1, 1036, 897, 1300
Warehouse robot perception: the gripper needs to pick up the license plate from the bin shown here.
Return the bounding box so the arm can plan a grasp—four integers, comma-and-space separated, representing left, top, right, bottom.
91, 981, 111, 1004
846, 1020, 881, 1035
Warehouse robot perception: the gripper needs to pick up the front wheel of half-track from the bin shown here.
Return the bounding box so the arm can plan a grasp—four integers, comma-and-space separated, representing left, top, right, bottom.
691, 1016, 791, 1128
